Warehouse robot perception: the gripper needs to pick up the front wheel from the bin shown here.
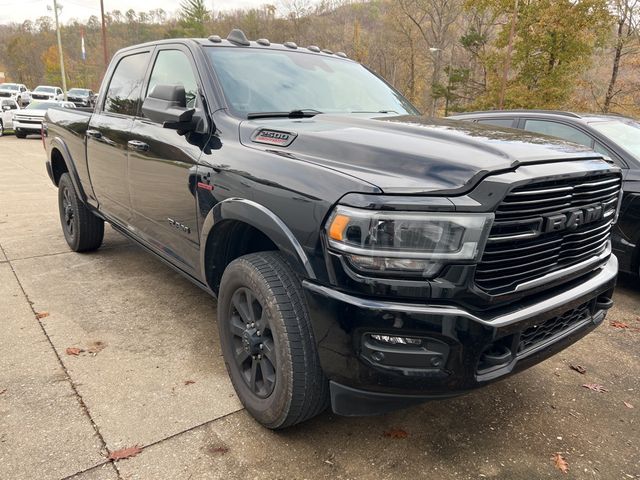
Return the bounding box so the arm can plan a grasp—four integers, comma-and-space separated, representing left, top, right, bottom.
58, 173, 104, 252
217, 252, 329, 429
0, 121, 3, 137
15, 130, 26, 138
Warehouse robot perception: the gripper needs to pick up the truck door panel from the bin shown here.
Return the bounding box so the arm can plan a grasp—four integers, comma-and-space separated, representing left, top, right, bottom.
128, 47, 203, 275
87, 50, 151, 226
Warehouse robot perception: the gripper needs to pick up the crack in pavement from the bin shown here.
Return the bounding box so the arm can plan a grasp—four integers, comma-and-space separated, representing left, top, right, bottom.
0, 241, 123, 480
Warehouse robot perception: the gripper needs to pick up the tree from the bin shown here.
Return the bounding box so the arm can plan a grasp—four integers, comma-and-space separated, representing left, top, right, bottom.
473, 0, 611, 109
603, 0, 639, 111
179, 0, 212, 37
398, 0, 464, 116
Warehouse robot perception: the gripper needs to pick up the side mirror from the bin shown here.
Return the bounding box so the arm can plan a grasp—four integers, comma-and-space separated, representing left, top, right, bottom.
142, 84, 196, 132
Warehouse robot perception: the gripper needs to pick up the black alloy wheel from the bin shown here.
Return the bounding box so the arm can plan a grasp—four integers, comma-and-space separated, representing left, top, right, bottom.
228, 287, 277, 398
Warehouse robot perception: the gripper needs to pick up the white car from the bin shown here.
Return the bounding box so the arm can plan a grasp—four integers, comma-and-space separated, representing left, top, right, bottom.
0, 99, 21, 136
0, 83, 31, 107
14, 100, 75, 138
31, 85, 64, 102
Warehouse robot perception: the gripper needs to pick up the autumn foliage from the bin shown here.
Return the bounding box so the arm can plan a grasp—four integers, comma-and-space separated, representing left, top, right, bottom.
0, 0, 637, 117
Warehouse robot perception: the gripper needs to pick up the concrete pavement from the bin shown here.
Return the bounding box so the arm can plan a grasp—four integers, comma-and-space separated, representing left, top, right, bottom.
0, 135, 638, 479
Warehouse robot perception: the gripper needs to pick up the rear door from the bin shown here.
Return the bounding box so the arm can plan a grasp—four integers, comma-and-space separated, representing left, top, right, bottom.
127, 45, 206, 275
87, 49, 152, 225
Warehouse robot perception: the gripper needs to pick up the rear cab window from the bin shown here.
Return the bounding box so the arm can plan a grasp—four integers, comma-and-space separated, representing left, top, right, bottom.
103, 51, 151, 116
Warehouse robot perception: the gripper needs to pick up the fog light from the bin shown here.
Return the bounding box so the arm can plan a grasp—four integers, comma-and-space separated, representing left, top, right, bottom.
370, 334, 422, 346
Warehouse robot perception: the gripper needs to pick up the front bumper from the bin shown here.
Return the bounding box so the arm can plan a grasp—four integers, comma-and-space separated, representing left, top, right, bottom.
302, 255, 618, 416
14, 120, 43, 132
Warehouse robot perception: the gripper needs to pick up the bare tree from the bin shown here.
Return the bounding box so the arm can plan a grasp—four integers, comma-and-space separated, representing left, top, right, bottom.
398, 0, 463, 116
604, 0, 639, 112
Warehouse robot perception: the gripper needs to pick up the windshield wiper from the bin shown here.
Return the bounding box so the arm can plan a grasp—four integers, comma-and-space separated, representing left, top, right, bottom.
247, 109, 323, 120
350, 110, 399, 114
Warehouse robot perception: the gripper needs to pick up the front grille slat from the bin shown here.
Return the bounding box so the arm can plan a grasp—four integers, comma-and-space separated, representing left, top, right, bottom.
476, 173, 620, 295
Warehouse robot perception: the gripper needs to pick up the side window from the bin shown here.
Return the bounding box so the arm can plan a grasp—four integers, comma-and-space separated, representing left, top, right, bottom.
523, 120, 593, 147
146, 49, 198, 111
104, 51, 151, 116
476, 118, 515, 128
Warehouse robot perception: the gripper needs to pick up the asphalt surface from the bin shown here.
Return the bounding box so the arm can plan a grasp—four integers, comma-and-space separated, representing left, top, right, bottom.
0, 134, 638, 480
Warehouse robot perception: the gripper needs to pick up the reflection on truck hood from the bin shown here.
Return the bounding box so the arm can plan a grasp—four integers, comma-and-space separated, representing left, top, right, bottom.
240, 114, 602, 194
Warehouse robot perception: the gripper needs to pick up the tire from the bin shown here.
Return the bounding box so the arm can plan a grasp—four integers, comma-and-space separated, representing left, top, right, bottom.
58, 173, 104, 252
217, 251, 329, 429
15, 131, 26, 139
0, 121, 3, 137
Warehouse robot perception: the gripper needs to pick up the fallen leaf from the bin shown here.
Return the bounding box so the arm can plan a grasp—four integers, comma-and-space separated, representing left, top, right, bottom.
552, 452, 569, 474
610, 321, 629, 329
0, 388, 6, 395
623, 401, 634, 409
184, 380, 196, 386
35, 312, 49, 320
108, 445, 143, 461
86, 341, 106, 354
383, 428, 408, 439
569, 364, 586, 374
207, 445, 229, 455
65, 347, 84, 356
582, 383, 608, 393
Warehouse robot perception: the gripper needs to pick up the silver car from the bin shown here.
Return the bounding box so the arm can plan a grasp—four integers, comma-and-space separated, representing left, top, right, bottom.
0, 99, 21, 136
14, 101, 75, 138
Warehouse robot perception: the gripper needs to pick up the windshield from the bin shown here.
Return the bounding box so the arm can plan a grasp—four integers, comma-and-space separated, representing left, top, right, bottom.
26, 102, 59, 110
206, 48, 418, 117
68, 89, 88, 96
34, 86, 56, 93
589, 119, 640, 161
0, 84, 19, 91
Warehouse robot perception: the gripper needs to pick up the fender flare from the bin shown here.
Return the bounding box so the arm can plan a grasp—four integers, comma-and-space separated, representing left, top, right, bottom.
199, 198, 316, 281
49, 136, 88, 204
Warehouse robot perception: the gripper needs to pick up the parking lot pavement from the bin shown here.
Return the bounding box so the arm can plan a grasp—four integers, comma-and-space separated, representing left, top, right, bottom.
0, 136, 638, 480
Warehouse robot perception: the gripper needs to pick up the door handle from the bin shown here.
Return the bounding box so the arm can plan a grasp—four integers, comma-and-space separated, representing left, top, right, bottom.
86, 129, 102, 139
127, 140, 149, 152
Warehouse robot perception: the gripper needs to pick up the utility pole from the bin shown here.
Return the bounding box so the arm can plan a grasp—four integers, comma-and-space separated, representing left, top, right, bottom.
100, 0, 109, 70
498, 0, 519, 110
52, 0, 67, 100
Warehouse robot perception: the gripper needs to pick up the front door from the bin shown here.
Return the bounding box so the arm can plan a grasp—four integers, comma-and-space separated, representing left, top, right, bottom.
128, 46, 206, 276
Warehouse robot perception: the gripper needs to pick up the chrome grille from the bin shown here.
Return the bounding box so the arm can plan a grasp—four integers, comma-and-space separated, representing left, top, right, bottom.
476, 173, 620, 295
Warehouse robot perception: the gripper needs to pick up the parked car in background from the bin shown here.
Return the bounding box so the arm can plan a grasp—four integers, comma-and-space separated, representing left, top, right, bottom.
0, 83, 31, 106
31, 85, 64, 101
67, 88, 96, 108
14, 101, 75, 138
450, 110, 640, 277
0, 99, 21, 136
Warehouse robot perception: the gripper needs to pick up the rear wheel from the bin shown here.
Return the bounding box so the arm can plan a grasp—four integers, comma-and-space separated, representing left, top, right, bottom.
58, 173, 104, 252
15, 130, 26, 139
0, 121, 4, 137
217, 251, 329, 429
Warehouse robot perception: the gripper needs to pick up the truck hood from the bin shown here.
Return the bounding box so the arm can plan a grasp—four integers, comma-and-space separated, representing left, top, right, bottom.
239, 114, 602, 194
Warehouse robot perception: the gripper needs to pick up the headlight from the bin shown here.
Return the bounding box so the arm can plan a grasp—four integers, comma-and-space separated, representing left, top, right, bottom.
325, 205, 493, 277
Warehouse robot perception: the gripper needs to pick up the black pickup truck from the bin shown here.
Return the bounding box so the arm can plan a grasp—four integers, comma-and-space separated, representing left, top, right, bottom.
44, 30, 621, 429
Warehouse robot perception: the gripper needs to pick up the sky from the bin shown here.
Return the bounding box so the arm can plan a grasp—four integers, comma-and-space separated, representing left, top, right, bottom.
0, 0, 272, 24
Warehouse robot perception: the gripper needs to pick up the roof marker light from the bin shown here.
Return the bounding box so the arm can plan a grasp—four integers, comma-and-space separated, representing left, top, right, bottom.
307, 45, 320, 52
227, 29, 250, 46
257, 38, 270, 46
284, 41, 298, 49
208, 35, 222, 43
